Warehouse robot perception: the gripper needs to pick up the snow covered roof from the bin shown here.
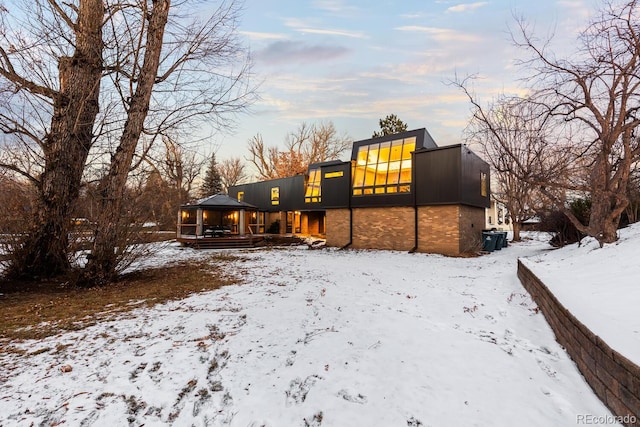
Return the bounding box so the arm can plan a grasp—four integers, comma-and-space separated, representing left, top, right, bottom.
181, 193, 257, 209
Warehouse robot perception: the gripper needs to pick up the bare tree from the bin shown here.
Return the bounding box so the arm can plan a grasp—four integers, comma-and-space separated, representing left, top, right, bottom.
513, 0, 640, 245
0, 0, 254, 283
0, 0, 104, 278
161, 136, 202, 204
454, 80, 564, 241
218, 157, 247, 193
247, 121, 351, 180
83, 0, 254, 285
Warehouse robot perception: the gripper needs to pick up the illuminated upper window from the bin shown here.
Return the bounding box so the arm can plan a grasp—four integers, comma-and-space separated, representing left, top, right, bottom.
480, 173, 487, 197
271, 187, 280, 205
352, 137, 416, 195
305, 168, 321, 203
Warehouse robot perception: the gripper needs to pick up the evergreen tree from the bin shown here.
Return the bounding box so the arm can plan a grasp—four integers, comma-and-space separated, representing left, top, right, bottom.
372, 114, 408, 137
201, 153, 223, 197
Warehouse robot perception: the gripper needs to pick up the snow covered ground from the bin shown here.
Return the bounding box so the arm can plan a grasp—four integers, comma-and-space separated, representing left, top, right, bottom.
0, 234, 624, 426
522, 224, 640, 367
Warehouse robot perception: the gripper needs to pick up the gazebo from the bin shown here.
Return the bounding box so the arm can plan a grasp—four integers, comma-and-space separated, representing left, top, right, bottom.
177, 193, 262, 248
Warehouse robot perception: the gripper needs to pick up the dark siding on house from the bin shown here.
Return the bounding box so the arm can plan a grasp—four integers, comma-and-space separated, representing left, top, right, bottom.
414, 145, 491, 208
230, 175, 305, 212
461, 145, 491, 209
315, 162, 351, 209
414, 146, 462, 205
350, 191, 414, 208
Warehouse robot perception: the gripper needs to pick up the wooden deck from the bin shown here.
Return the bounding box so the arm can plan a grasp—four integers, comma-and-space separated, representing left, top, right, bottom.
177, 234, 264, 249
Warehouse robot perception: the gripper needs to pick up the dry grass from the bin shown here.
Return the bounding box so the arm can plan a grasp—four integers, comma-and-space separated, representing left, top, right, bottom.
0, 253, 245, 345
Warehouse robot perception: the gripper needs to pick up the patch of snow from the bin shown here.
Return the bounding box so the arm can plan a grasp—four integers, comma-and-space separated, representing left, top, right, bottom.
521, 223, 640, 366
0, 235, 622, 426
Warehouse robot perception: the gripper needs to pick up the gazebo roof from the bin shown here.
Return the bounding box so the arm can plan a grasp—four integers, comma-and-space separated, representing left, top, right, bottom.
182, 193, 257, 210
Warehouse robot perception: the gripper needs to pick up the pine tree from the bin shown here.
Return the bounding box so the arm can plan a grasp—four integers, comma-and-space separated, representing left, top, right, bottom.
372, 114, 408, 137
201, 153, 223, 197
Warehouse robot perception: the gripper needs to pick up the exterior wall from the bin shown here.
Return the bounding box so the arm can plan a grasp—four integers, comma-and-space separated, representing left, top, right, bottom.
417, 205, 461, 256
459, 205, 485, 253
325, 205, 483, 255
325, 209, 351, 247
351, 207, 415, 251
518, 262, 640, 426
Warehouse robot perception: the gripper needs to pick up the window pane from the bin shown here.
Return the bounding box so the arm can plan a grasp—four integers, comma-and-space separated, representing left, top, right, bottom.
367, 144, 379, 164
390, 140, 403, 161
387, 186, 397, 193
375, 187, 385, 194
357, 146, 368, 165
364, 188, 374, 194
353, 166, 366, 187
364, 167, 376, 186
353, 188, 362, 195
378, 142, 391, 163
399, 167, 412, 183
387, 161, 400, 184
481, 172, 487, 197
402, 138, 416, 159
375, 163, 388, 185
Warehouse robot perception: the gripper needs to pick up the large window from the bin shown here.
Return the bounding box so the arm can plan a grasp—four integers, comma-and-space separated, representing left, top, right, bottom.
352, 137, 416, 195
305, 168, 321, 203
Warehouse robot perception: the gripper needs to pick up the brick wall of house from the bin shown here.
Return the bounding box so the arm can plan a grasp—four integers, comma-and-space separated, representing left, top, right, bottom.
325, 208, 351, 247
417, 205, 461, 256
351, 206, 415, 251
458, 205, 485, 253
518, 261, 640, 426
325, 204, 483, 256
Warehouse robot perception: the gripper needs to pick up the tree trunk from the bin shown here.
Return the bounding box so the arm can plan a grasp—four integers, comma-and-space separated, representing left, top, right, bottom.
81, 0, 170, 286
512, 221, 522, 242
586, 152, 629, 245
9, 0, 103, 279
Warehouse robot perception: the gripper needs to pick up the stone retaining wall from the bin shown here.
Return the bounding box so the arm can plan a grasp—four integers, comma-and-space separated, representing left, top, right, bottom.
517, 261, 640, 427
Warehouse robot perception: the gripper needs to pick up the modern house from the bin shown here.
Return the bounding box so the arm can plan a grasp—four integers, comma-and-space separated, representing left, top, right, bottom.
228, 128, 491, 256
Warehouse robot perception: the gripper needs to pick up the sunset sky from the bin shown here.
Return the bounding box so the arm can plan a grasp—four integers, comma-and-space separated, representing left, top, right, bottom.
208, 0, 594, 173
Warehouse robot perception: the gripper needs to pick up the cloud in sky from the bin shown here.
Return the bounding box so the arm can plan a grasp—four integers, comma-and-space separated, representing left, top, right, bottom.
283, 17, 368, 39
312, 0, 358, 14
446, 2, 489, 13
254, 40, 351, 66
395, 26, 481, 43
207, 0, 599, 165
240, 31, 288, 41
295, 27, 368, 39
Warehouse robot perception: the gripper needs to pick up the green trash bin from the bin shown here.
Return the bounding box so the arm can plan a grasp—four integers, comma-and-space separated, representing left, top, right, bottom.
482, 232, 497, 252
499, 231, 508, 248
493, 232, 503, 250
